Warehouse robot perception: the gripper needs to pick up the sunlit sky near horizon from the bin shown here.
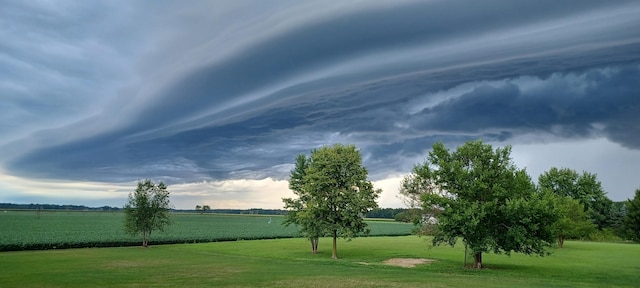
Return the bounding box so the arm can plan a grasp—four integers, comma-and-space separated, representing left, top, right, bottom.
1, 0, 640, 209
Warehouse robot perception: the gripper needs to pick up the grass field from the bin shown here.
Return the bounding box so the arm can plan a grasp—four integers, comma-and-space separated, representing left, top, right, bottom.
0, 211, 413, 251
0, 236, 638, 287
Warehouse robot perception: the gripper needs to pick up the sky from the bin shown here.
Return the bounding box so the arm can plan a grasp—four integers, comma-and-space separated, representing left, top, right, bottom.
1, 0, 640, 209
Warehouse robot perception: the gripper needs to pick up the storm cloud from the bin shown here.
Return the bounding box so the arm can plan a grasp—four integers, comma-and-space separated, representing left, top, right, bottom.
1, 0, 640, 208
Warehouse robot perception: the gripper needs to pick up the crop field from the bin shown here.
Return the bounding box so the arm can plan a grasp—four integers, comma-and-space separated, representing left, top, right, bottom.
0, 210, 413, 251
1, 236, 638, 287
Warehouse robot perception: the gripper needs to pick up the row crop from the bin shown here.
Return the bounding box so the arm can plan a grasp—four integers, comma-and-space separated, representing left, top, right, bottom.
0, 211, 413, 251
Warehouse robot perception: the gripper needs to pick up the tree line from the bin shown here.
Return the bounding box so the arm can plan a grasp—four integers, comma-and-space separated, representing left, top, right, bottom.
122, 140, 640, 268
188, 207, 409, 218
0, 203, 122, 211
1, 202, 410, 219
282, 140, 640, 268
399, 140, 640, 268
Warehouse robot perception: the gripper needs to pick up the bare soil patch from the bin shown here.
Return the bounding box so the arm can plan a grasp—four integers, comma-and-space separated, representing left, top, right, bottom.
383, 258, 434, 268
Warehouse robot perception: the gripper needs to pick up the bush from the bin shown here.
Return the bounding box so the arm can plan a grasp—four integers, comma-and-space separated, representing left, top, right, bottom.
393, 209, 422, 224
587, 228, 624, 242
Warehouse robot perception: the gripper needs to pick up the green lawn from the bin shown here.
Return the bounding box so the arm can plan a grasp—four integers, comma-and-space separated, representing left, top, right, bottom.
1, 236, 638, 287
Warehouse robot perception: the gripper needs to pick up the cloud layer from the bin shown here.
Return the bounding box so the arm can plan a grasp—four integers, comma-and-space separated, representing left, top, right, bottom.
1, 0, 640, 207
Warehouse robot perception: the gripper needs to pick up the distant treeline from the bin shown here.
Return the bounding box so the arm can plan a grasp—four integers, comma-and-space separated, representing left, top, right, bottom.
180, 208, 412, 219
0, 203, 121, 211
196, 208, 288, 215
188, 208, 411, 219
365, 208, 411, 219
0, 203, 409, 219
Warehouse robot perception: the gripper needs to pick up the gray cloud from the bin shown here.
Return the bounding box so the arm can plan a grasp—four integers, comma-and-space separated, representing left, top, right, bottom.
413, 65, 640, 142
2, 0, 640, 204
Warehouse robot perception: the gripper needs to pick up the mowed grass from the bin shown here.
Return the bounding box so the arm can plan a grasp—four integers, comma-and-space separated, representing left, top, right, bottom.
0, 211, 413, 250
1, 236, 638, 287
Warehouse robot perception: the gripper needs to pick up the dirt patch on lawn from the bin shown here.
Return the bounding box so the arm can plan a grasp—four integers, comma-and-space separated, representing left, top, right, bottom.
383, 258, 435, 268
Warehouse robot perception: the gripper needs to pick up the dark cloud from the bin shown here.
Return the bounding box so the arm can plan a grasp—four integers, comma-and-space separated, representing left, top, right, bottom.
413, 64, 640, 146
11, 62, 639, 184
2, 0, 640, 204
78, 0, 640, 134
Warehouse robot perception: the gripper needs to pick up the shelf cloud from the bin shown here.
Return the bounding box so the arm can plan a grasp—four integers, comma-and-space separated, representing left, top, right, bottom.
1, 0, 639, 208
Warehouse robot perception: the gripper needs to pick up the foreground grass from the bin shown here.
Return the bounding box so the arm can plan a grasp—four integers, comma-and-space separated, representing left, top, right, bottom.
1, 236, 638, 287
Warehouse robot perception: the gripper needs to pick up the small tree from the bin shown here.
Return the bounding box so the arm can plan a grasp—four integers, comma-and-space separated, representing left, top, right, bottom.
283, 144, 380, 259
283, 154, 323, 253
624, 188, 640, 242
608, 201, 628, 238
550, 196, 595, 248
539, 167, 613, 229
283, 197, 323, 253
195, 205, 210, 215
124, 180, 173, 247
399, 172, 440, 225
408, 140, 557, 268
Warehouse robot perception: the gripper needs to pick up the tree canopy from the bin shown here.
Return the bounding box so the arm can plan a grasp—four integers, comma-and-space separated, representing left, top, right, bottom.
624, 188, 640, 243
124, 180, 172, 247
538, 167, 612, 229
399, 168, 440, 225
283, 154, 323, 254
550, 196, 595, 248
282, 144, 380, 259
195, 205, 211, 215
407, 140, 557, 268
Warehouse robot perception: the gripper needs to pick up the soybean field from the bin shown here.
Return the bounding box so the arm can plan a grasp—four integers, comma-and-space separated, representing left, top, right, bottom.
0, 210, 413, 251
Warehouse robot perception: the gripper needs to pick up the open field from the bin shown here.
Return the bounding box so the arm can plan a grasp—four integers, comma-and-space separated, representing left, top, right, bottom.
0, 236, 638, 287
0, 211, 413, 251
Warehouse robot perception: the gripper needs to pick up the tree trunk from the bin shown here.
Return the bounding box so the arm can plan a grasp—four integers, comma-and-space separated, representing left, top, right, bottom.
313, 238, 319, 254
473, 252, 482, 269
558, 236, 564, 248
332, 231, 338, 259
142, 231, 150, 247
310, 238, 319, 254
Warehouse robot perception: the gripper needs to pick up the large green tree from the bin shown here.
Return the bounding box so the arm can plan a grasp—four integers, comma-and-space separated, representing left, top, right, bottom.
624, 188, 640, 242
538, 167, 613, 229
283, 144, 380, 259
124, 180, 173, 247
408, 140, 557, 268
